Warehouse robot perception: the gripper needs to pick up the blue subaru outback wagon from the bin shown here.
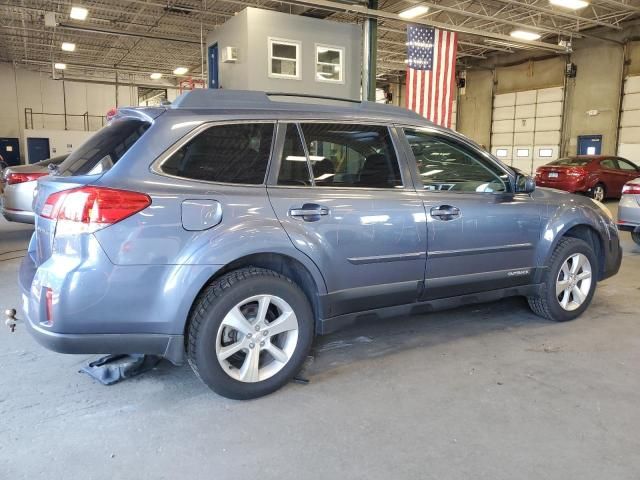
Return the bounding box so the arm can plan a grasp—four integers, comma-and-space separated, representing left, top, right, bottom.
19, 90, 622, 398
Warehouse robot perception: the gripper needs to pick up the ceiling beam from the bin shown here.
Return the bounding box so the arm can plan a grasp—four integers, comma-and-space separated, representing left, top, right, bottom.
278, 0, 566, 51
57, 22, 200, 45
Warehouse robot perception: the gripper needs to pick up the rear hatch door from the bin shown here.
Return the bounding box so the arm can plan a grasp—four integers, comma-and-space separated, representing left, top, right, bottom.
32, 114, 156, 265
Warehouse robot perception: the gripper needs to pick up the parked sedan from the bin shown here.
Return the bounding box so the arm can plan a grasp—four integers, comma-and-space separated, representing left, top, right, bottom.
618, 178, 640, 245
2, 155, 67, 224
535, 156, 640, 201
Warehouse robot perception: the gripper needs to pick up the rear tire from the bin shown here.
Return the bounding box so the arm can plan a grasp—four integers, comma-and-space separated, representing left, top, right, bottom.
591, 183, 606, 202
528, 237, 597, 322
187, 267, 314, 399
632, 231, 640, 246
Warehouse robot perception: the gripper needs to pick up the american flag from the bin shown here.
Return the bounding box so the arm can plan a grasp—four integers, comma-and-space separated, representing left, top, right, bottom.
406, 25, 458, 128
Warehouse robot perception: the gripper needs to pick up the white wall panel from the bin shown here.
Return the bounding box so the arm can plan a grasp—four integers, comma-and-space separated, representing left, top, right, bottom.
492, 119, 515, 133
493, 106, 515, 121
622, 92, 640, 111
535, 130, 561, 145
516, 90, 537, 105
624, 75, 640, 94
537, 87, 564, 103
536, 102, 563, 117
515, 104, 536, 119
514, 132, 534, 144
492, 133, 513, 145
534, 116, 563, 132
514, 118, 535, 132
494, 93, 516, 107
620, 109, 640, 127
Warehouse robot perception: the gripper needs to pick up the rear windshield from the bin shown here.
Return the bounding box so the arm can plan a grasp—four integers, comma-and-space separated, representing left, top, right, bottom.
59, 119, 150, 176
547, 158, 592, 167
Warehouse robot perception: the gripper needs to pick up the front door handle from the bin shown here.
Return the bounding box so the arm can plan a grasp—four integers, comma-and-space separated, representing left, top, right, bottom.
430, 205, 460, 221
289, 203, 330, 222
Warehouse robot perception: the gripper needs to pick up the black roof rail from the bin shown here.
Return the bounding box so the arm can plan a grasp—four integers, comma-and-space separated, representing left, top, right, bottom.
266, 92, 362, 104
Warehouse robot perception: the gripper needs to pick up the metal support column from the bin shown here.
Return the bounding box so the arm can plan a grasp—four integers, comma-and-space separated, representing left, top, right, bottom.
362, 0, 378, 102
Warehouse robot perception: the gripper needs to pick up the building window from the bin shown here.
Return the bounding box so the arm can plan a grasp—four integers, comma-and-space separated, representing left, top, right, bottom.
268, 38, 301, 80
538, 148, 553, 158
315, 44, 344, 83
495, 149, 508, 158
516, 148, 530, 157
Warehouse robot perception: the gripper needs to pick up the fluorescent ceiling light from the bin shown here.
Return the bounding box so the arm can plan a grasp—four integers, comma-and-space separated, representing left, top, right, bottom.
61, 42, 76, 51
70, 6, 89, 20
54, 63, 66, 70
549, 0, 589, 9
150, 72, 163, 80
399, 5, 429, 19
510, 30, 541, 41
173, 67, 188, 75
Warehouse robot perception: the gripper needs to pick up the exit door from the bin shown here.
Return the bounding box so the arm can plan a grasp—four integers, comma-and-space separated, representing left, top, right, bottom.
27, 137, 50, 164
578, 135, 602, 155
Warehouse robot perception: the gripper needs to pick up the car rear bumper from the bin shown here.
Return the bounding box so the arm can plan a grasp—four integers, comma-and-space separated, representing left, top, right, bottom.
2, 207, 35, 224
618, 195, 640, 231
17, 234, 222, 365
536, 178, 587, 193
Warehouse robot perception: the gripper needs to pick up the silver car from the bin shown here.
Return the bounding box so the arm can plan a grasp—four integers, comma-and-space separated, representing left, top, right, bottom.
2, 155, 67, 224
618, 178, 640, 245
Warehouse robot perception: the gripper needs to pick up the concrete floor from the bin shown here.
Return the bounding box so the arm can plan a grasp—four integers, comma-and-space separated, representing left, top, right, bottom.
1, 201, 639, 480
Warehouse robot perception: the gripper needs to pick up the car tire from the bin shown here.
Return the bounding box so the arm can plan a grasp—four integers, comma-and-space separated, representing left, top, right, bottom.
527, 237, 598, 322
632, 231, 640, 246
591, 183, 606, 202
187, 267, 314, 399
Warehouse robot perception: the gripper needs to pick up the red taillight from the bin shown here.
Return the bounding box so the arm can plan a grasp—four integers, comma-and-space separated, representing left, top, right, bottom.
45, 288, 54, 326
623, 183, 640, 195
6, 172, 47, 185
41, 186, 151, 233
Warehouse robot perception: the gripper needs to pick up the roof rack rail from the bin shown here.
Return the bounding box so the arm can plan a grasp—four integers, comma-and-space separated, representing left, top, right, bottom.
266, 92, 362, 104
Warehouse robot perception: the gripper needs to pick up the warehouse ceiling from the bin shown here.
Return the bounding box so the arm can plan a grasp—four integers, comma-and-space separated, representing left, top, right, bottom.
0, 0, 639, 82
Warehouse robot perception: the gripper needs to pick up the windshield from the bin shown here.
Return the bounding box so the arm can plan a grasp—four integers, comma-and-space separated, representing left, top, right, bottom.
58, 119, 150, 176
547, 158, 592, 167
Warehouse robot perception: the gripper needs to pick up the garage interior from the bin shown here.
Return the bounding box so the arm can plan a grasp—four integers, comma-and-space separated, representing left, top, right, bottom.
1, 1, 640, 478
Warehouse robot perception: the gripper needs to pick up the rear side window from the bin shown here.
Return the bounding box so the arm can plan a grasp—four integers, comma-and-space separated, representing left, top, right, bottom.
60, 119, 150, 176
548, 158, 591, 167
162, 123, 274, 184
299, 123, 402, 188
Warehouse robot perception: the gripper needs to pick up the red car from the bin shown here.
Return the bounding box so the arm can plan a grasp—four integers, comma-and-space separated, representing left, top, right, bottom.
536, 156, 640, 201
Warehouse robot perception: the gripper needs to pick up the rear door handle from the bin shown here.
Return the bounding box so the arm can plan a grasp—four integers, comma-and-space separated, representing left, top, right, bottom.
289, 203, 330, 221
430, 205, 460, 221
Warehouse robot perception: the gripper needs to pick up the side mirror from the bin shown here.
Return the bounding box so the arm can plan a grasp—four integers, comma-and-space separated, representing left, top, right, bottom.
516, 174, 536, 194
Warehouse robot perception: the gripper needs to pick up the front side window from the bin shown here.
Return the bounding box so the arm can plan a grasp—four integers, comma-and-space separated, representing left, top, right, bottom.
316, 45, 344, 83
404, 128, 509, 193
161, 123, 274, 184
269, 38, 300, 79
601, 159, 616, 169
300, 123, 402, 189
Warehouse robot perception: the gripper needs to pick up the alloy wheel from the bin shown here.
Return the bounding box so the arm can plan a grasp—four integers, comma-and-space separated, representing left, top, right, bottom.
556, 253, 592, 311
215, 294, 299, 383
593, 185, 605, 202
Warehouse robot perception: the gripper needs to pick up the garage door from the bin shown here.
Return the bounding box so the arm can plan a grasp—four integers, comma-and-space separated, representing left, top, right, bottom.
490, 87, 563, 174
618, 76, 640, 162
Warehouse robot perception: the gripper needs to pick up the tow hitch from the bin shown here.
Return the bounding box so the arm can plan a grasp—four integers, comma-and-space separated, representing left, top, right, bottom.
5, 309, 18, 332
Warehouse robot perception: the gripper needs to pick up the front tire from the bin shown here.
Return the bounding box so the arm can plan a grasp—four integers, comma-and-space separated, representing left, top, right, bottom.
187, 267, 314, 399
528, 237, 597, 322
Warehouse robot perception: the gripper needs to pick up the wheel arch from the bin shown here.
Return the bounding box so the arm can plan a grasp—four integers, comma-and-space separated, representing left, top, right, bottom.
184, 252, 327, 339
546, 223, 605, 280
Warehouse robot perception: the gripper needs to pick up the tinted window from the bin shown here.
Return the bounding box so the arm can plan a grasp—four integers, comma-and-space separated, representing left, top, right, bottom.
162, 123, 274, 184
300, 123, 402, 188
60, 119, 149, 176
617, 159, 638, 171
548, 158, 591, 167
277, 124, 312, 186
404, 129, 508, 193
601, 159, 616, 169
